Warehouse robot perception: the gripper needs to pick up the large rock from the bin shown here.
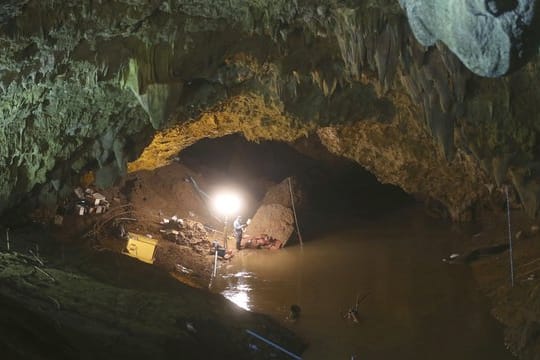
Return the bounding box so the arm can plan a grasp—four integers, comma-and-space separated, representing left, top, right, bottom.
399, 0, 536, 77
244, 176, 300, 245
262, 177, 304, 209
245, 203, 294, 244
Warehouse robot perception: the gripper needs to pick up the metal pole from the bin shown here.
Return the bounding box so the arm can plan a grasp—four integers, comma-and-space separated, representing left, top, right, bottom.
6, 228, 9, 252
223, 216, 228, 250
504, 186, 515, 287
213, 244, 218, 278
245, 329, 302, 360
209, 242, 219, 290
288, 177, 303, 248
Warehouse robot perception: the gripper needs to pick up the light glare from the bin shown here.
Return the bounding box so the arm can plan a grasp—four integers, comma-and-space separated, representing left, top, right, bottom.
212, 190, 242, 217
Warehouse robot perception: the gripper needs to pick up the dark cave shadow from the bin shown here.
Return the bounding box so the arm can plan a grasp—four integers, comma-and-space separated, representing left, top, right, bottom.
511, 0, 540, 72
485, 0, 519, 16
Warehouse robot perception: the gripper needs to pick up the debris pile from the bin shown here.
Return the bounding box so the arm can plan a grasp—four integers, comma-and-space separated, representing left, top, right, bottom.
242, 234, 283, 250
159, 216, 211, 254
84, 204, 135, 243
73, 187, 110, 216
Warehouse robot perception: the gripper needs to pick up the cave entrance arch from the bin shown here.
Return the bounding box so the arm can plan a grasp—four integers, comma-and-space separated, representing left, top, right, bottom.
159, 133, 414, 240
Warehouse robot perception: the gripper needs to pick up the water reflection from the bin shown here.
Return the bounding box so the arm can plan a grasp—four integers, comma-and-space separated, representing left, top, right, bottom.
214, 208, 513, 360
221, 272, 254, 310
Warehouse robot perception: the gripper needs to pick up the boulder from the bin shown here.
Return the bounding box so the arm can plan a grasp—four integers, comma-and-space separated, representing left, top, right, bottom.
262, 176, 303, 208
398, 0, 536, 77
245, 204, 294, 245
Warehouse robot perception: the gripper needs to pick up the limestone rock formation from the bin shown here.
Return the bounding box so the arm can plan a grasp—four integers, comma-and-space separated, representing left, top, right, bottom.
0, 0, 539, 222
1, 1, 540, 358
261, 177, 304, 209
245, 203, 295, 245
399, 0, 537, 77
244, 177, 299, 245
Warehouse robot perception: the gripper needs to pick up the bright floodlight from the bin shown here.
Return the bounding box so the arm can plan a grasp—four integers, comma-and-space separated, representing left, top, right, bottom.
212, 190, 242, 217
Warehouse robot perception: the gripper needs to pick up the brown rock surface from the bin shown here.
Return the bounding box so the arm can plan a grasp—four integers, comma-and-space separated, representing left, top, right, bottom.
245, 204, 294, 245
262, 177, 303, 209
0, 0, 539, 223
0, 2, 539, 357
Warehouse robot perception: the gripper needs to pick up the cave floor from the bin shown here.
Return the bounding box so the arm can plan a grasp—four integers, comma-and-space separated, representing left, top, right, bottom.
71, 162, 540, 359
467, 215, 540, 359
0, 161, 307, 359
0, 225, 306, 360
434, 208, 540, 359
50, 162, 235, 289
3, 159, 540, 359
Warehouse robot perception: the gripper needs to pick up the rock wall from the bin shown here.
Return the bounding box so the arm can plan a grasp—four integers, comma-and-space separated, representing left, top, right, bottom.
398, 0, 537, 77
0, 0, 539, 222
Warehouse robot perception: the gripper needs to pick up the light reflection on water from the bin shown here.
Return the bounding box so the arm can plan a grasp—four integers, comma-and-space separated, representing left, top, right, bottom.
214, 208, 513, 360
221, 273, 254, 310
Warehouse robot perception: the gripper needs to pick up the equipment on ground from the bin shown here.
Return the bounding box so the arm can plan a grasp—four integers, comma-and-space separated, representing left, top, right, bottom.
123, 232, 158, 264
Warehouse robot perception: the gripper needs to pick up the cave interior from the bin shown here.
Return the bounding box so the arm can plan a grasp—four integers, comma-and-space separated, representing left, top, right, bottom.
1, 0, 540, 359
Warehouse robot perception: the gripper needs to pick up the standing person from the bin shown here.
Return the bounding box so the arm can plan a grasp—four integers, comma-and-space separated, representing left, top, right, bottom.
233, 216, 247, 250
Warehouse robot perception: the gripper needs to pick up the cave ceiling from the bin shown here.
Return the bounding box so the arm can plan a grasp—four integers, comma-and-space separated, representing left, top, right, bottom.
0, 0, 539, 221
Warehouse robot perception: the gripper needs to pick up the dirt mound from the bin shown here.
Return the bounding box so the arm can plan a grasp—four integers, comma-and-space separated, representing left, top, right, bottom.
120, 162, 217, 228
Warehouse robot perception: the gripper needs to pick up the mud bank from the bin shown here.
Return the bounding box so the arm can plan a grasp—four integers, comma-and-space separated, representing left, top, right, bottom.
0, 225, 306, 360
448, 210, 540, 359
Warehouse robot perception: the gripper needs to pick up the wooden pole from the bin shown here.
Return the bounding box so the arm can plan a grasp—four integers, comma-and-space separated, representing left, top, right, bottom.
288, 177, 303, 248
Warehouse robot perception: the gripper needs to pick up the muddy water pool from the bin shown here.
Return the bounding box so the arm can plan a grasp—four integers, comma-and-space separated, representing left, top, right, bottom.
213, 207, 512, 359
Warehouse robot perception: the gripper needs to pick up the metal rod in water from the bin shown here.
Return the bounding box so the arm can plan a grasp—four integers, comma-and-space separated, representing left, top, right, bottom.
504, 186, 515, 287
223, 216, 229, 250
288, 177, 303, 248
6, 228, 9, 251
245, 329, 302, 360
213, 246, 218, 278
208, 243, 219, 289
